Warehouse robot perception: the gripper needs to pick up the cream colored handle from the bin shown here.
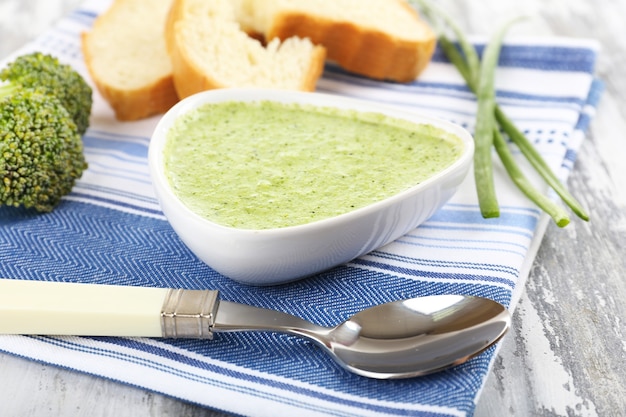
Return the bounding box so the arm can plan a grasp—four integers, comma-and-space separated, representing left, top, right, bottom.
0, 279, 169, 337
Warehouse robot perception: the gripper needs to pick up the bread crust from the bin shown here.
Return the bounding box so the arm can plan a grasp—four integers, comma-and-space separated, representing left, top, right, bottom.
81, 0, 179, 121
169, 27, 326, 99
267, 3, 436, 82
167, 24, 223, 99
297, 46, 327, 92
82, 35, 179, 121
164, 0, 185, 55
166, 0, 326, 99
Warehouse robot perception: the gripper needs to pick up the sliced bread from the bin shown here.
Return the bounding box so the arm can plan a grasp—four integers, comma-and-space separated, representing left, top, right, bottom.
165, 0, 326, 100
244, 0, 436, 82
82, 0, 179, 121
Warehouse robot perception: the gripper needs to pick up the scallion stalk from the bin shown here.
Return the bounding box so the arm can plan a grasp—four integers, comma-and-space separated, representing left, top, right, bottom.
411, 0, 588, 226
493, 128, 570, 227
472, 18, 521, 218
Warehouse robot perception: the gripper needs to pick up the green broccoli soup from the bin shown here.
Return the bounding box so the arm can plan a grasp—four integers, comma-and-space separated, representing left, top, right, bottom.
163, 100, 464, 230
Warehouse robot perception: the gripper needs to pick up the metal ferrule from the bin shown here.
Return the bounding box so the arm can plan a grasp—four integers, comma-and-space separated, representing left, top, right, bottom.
160, 289, 220, 339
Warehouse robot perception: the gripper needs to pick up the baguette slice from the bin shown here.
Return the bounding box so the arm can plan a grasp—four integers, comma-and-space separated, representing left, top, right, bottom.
82, 0, 179, 121
250, 0, 436, 82
165, 0, 326, 100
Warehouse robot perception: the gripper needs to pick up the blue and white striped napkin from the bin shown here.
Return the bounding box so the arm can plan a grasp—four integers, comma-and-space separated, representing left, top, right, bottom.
0, 1, 602, 416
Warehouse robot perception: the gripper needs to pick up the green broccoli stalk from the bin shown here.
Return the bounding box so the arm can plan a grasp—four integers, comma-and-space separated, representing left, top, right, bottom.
0, 52, 93, 135
0, 82, 87, 212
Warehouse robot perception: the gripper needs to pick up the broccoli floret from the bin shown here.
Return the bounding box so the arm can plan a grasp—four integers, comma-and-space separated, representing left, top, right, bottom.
0, 86, 87, 212
0, 52, 93, 135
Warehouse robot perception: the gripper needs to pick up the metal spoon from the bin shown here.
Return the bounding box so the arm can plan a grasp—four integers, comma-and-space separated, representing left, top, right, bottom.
0, 279, 510, 379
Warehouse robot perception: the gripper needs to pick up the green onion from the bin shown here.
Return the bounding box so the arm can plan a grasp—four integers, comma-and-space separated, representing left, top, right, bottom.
414, 0, 480, 86
438, 36, 474, 86
494, 108, 589, 220
438, 35, 586, 222
472, 19, 521, 218
493, 128, 570, 227
411, 0, 588, 226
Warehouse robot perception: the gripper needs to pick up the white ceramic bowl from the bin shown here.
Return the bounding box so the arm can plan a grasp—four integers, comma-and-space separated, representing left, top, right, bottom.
149, 89, 474, 285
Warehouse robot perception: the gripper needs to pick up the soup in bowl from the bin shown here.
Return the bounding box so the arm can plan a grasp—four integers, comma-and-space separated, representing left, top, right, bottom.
149, 88, 474, 285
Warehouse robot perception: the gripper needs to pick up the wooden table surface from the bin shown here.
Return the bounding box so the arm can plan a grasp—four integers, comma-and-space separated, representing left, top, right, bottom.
1, 0, 624, 416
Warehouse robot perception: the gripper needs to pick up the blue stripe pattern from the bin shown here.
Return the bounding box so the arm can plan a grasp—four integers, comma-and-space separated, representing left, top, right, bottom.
431, 42, 598, 72
0, 1, 602, 416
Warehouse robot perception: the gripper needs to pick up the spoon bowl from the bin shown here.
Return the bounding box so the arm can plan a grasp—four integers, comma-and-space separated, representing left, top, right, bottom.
326, 295, 510, 378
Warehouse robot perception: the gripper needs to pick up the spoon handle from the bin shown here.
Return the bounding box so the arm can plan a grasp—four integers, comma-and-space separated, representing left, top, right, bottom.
213, 300, 328, 338
0, 279, 220, 338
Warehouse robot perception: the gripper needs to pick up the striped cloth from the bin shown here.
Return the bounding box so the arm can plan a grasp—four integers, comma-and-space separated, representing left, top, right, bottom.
0, 1, 602, 416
